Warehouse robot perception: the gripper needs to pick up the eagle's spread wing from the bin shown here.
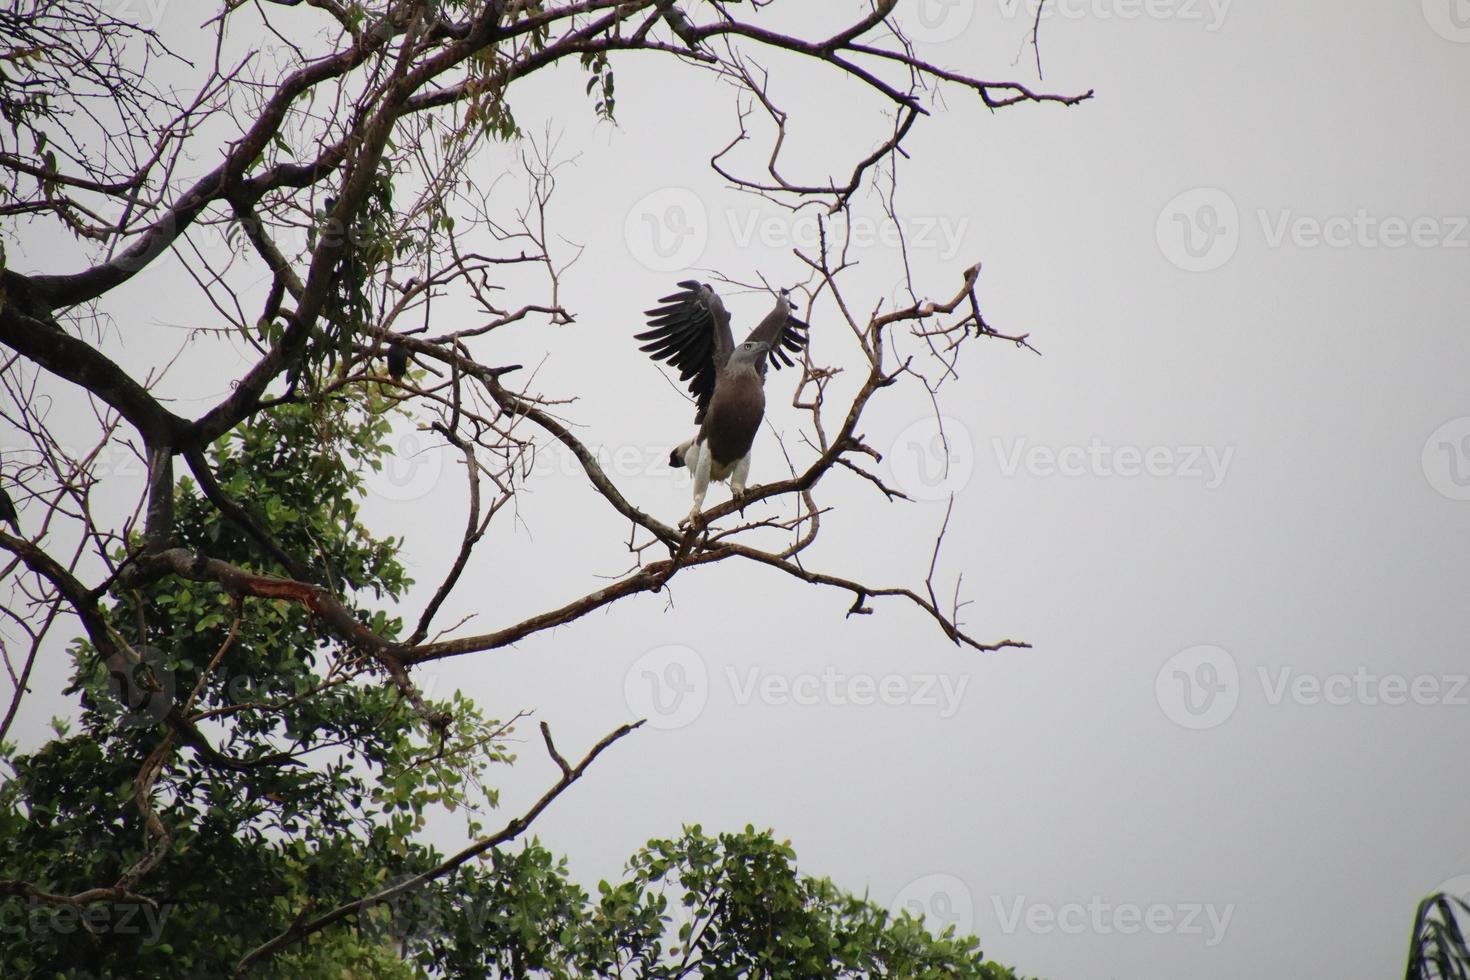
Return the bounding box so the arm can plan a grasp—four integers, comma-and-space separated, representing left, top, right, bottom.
742, 294, 809, 377
636, 281, 735, 424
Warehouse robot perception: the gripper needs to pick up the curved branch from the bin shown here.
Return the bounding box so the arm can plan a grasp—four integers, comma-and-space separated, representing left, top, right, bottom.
233, 718, 644, 976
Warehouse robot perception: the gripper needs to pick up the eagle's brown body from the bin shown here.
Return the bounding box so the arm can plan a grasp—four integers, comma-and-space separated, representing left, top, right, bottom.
700, 363, 765, 469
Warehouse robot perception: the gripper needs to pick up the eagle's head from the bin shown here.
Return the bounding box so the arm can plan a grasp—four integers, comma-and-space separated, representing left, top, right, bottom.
730, 339, 771, 370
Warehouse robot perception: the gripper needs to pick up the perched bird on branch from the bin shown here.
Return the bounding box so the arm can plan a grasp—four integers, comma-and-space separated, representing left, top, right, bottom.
657, 1, 700, 48
635, 281, 808, 524
385, 339, 410, 380
0, 486, 19, 536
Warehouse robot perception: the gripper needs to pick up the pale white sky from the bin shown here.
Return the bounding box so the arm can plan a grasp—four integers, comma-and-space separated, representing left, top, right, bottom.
10, 2, 1470, 979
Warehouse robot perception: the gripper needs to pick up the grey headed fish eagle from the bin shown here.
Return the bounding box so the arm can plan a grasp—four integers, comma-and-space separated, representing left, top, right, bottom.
635, 281, 809, 524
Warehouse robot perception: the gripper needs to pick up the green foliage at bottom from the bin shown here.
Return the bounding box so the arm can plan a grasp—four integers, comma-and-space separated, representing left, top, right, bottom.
0, 388, 1030, 978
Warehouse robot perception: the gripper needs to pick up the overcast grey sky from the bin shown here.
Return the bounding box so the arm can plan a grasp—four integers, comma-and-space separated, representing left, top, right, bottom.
10, 2, 1470, 978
